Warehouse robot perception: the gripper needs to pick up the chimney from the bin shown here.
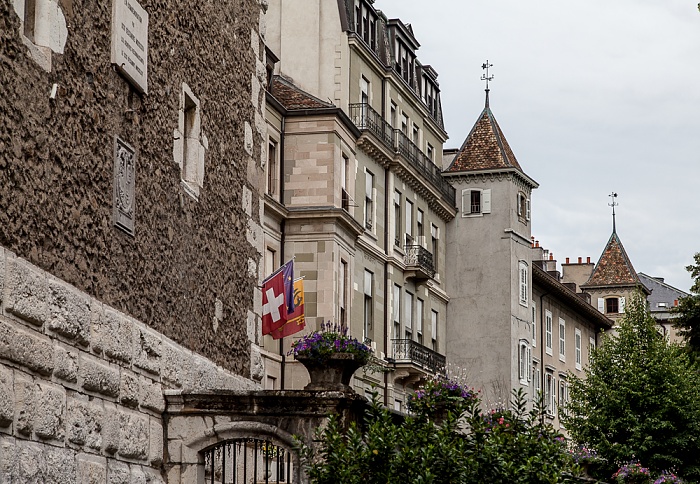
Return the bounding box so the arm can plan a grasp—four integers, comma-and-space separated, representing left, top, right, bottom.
565, 257, 570, 264
674, 299, 679, 307
587, 257, 591, 264
578, 257, 582, 264
549, 253, 554, 261
535, 240, 540, 248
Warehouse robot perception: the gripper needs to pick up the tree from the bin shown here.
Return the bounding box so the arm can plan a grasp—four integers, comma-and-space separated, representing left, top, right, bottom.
563, 291, 700, 481
298, 380, 577, 484
673, 252, 700, 358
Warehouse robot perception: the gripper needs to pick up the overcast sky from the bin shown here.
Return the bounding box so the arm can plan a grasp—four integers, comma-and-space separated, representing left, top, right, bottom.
380, 0, 700, 292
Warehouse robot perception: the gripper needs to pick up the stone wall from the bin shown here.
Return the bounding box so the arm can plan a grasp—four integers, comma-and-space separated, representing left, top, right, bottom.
0, 248, 257, 482
0, 0, 267, 375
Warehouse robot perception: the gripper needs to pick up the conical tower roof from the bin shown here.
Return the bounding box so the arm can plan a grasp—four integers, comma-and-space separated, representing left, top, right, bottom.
445, 103, 523, 174
582, 231, 643, 288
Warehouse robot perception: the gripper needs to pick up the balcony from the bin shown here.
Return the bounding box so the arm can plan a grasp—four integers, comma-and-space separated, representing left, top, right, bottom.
349, 103, 456, 209
403, 244, 435, 280
390, 339, 446, 385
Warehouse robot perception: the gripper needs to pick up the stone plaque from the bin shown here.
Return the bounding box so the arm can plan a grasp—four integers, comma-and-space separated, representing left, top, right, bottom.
111, 0, 149, 93
113, 136, 136, 235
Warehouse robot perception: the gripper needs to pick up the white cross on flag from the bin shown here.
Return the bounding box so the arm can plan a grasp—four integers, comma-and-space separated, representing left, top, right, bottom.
262, 260, 295, 336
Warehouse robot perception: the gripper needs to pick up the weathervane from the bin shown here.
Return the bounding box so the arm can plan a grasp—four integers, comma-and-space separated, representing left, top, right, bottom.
608, 192, 618, 233
481, 60, 493, 107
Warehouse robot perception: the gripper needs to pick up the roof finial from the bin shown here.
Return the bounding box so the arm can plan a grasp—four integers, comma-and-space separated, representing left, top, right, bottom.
481, 60, 493, 108
608, 192, 618, 233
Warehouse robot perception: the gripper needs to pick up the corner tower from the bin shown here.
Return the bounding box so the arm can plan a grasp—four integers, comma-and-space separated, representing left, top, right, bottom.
443, 90, 538, 401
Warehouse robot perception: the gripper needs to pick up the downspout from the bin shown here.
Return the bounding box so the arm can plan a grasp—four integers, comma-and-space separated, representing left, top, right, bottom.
539, 290, 550, 424
383, 168, 391, 407
279, 116, 287, 390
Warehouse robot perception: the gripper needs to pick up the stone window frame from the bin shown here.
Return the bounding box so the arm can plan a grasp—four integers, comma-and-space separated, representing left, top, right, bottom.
12, 0, 68, 71
174, 83, 208, 200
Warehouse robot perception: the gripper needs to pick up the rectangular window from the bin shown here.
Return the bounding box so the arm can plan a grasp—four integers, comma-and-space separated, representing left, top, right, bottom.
427, 143, 434, 162
519, 262, 528, 307
341, 154, 350, 211
401, 113, 409, 135
519, 341, 529, 384
575, 329, 582, 370
559, 379, 569, 417
589, 336, 596, 363
264, 248, 276, 277
393, 284, 401, 337
404, 291, 413, 339
405, 199, 413, 245
461, 189, 492, 216
416, 298, 424, 345
360, 76, 370, 105
431, 224, 438, 271
534, 366, 541, 396
417, 209, 424, 237
412, 125, 419, 145
545, 372, 556, 416
267, 140, 277, 196
532, 304, 537, 347
390, 102, 397, 128
431, 310, 438, 350
606, 297, 619, 314
394, 191, 401, 246
364, 171, 374, 230
363, 270, 373, 341
340, 260, 348, 327
545, 310, 553, 355
559, 318, 566, 361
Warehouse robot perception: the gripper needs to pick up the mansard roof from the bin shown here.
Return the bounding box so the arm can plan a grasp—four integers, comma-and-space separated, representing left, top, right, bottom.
269, 76, 334, 111
582, 231, 644, 289
445, 102, 524, 175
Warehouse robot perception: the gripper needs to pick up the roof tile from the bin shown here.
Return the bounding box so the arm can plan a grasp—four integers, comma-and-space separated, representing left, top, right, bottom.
269, 76, 334, 111
585, 232, 641, 287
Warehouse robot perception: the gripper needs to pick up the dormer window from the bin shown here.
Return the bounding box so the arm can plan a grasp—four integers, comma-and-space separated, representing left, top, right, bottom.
354, 0, 378, 52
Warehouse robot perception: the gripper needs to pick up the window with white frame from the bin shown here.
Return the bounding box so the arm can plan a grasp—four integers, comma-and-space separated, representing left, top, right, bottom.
589, 336, 596, 362
431, 310, 438, 350
517, 191, 531, 222
559, 378, 569, 417
598, 296, 625, 314
264, 248, 276, 277
532, 304, 537, 347
339, 260, 348, 327
534, 366, 541, 396
545, 371, 556, 416
360, 76, 370, 105
426, 143, 434, 162
461, 188, 491, 216
392, 284, 401, 338
176, 84, 207, 199
363, 270, 373, 341
364, 170, 374, 230
394, 191, 402, 246
417, 209, 424, 237
545, 310, 553, 355
575, 329, 582, 370
404, 291, 413, 339
559, 318, 566, 361
416, 298, 424, 345
390, 101, 397, 128
431, 224, 439, 271
405, 199, 413, 245
519, 340, 531, 385
519, 262, 529, 307
267, 139, 278, 196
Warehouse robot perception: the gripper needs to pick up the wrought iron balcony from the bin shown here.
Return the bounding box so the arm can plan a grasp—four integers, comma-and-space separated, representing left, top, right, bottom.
404, 244, 435, 280
349, 103, 456, 208
391, 339, 446, 376
349, 103, 394, 153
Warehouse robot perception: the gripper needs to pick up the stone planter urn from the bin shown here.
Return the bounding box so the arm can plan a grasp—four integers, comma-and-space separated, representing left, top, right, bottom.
296, 353, 367, 391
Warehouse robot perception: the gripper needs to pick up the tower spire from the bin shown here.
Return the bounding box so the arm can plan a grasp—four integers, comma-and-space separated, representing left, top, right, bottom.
608, 192, 618, 233
481, 60, 493, 108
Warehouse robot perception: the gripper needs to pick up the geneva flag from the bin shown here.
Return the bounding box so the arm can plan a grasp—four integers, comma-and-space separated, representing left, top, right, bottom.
272, 278, 305, 339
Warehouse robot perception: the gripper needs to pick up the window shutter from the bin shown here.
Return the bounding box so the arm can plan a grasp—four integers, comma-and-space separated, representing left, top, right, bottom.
364, 271, 373, 296
482, 189, 491, 214
620, 297, 626, 313
461, 189, 470, 215
527, 346, 532, 381
526, 199, 531, 220
597, 298, 604, 313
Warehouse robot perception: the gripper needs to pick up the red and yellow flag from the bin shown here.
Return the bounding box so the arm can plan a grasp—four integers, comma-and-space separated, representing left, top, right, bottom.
272, 278, 305, 339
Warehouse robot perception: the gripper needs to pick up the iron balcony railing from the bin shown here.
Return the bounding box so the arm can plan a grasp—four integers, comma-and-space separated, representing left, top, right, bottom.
403, 244, 436, 278
349, 103, 456, 207
391, 338, 446, 375
349, 103, 394, 152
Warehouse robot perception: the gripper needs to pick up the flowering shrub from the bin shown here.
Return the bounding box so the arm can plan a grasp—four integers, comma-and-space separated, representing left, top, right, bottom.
568, 445, 603, 464
406, 377, 477, 415
289, 322, 371, 364
613, 462, 652, 483
654, 471, 684, 484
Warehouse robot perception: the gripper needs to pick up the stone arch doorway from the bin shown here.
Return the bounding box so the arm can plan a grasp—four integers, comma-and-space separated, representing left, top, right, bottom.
164, 390, 366, 484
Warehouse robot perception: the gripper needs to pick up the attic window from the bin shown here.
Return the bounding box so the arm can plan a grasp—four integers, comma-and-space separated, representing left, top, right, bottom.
606, 297, 619, 314
461, 188, 491, 216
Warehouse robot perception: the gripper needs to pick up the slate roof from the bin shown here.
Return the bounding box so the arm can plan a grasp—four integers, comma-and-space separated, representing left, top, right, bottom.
269, 76, 334, 111
638, 273, 689, 311
445, 103, 523, 174
583, 231, 642, 288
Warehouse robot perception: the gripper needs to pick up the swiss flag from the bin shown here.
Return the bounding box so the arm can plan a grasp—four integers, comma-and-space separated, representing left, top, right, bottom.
262, 260, 294, 336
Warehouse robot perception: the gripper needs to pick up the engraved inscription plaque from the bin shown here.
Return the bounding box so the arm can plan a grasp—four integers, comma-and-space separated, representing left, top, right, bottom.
113, 136, 136, 235
111, 0, 149, 93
